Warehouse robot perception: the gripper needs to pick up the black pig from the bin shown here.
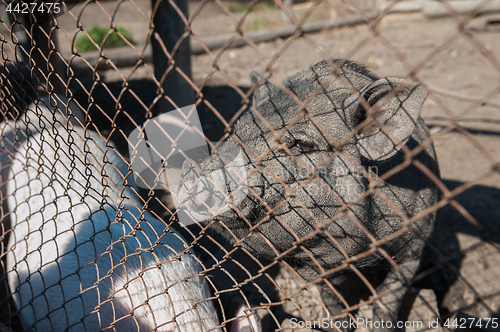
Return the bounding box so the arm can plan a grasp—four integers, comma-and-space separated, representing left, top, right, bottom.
178, 59, 440, 331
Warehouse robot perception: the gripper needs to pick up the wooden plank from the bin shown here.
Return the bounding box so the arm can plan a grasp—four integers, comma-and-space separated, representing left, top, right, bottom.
423, 0, 500, 18
67, 12, 378, 70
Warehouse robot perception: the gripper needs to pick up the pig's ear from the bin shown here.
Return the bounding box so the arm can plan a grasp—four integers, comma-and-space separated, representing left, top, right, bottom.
352, 77, 427, 161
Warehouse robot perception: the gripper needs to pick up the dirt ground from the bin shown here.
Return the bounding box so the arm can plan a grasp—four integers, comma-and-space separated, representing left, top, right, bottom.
1, 0, 500, 330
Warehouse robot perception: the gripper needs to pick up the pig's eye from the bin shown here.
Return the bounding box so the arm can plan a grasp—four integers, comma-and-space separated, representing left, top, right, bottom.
287, 141, 317, 156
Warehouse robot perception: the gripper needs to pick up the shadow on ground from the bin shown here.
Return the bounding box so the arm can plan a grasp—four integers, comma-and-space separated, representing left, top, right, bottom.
417, 180, 500, 321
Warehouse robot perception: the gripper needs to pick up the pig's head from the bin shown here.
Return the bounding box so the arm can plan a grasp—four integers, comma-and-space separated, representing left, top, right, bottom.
178, 59, 438, 286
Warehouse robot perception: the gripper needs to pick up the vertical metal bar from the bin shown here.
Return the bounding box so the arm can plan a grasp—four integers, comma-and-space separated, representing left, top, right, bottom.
151, 0, 194, 114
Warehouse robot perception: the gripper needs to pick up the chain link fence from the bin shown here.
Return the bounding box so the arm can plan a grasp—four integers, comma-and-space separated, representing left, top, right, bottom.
0, 0, 499, 331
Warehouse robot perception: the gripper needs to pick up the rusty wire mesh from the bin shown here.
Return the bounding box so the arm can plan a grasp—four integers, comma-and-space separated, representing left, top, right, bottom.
0, 0, 499, 331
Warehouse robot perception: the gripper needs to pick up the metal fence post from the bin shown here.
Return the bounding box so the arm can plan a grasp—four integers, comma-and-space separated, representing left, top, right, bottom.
151, 0, 194, 114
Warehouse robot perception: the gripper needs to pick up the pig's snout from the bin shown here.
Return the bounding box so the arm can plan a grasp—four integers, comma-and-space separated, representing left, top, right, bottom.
185, 178, 215, 213
188, 182, 199, 209
176, 151, 249, 225
182, 170, 227, 214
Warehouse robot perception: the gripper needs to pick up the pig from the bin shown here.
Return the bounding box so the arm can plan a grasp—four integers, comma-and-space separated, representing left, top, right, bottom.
177, 59, 440, 331
5, 116, 223, 331
1, 94, 85, 240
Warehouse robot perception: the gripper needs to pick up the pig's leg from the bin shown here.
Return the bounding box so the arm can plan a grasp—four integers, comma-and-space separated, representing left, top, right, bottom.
371, 259, 421, 332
